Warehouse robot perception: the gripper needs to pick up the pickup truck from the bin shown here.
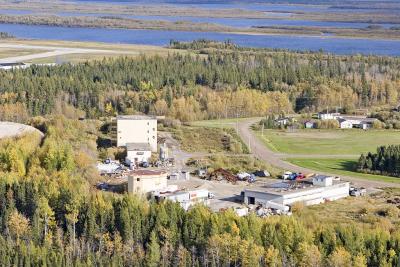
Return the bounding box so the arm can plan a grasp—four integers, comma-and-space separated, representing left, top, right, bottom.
282, 171, 293, 180
350, 188, 367, 197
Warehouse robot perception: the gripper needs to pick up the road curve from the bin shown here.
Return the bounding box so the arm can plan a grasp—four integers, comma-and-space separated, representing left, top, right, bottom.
0, 43, 138, 63
237, 118, 399, 188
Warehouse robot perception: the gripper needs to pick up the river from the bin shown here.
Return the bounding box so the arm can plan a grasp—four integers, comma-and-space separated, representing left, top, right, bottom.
1, 23, 399, 56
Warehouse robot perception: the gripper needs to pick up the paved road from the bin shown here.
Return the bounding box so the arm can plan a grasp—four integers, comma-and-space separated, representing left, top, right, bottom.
237, 118, 399, 188
0, 43, 137, 63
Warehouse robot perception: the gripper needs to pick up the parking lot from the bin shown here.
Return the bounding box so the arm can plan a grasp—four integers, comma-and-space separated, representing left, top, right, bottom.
168, 176, 278, 211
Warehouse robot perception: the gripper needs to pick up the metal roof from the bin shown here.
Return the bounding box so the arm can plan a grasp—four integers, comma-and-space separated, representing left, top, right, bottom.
126, 143, 151, 151
117, 115, 157, 120
131, 170, 167, 176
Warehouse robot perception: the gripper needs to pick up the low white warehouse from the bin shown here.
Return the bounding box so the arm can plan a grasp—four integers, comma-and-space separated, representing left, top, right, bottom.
243, 175, 349, 210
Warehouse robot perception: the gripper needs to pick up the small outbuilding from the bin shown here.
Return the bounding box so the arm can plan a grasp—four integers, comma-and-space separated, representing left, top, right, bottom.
274, 117, 289, 127
126, 143, 152, 165
338, 118, 353, 129
304, 121, 315, 129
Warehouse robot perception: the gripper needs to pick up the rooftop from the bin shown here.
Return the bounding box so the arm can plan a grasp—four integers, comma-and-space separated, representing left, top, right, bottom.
339, 116, 377, 123
245, 176, 347, 196
0, 62, 26, 67
126, 143, 151, 151
117, 115, 157, 120
130, 169, 167, 176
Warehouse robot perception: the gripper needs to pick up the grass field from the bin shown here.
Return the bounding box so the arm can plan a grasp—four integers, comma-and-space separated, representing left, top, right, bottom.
171, 126, 248, 154
191, 117, 260, 128
0, 48, 47, 59
297, 187, 400, 228
254, 128, 400, 182
257, 129, 400, 155
287, 158, 400, 184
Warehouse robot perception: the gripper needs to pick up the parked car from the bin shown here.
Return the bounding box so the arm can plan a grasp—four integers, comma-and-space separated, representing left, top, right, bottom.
295, 173, 306, 180
248, 174, 256, 183
288, 173, 298, 180
140, 162, 150, 168
282, 171, 293, 180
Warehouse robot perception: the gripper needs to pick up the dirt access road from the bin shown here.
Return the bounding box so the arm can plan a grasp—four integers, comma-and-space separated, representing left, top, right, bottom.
237, 118, 399, 189
0, 43, 138, 63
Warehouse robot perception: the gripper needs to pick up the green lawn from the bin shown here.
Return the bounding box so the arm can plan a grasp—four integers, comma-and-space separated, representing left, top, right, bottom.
288, 158, 400, 184
256, 129, 400, 155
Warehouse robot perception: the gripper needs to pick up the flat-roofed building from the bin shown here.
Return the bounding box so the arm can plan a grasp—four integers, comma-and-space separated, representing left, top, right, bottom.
127, 170, 167, 194
126, 143, 152, 164
0, 62, 28, 70
243, 175, 349, 210
153, 189, 210, 211
117, 115, 157, 152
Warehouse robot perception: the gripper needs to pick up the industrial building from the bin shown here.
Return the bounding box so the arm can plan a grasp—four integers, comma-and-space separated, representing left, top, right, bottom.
126, 143, 152, 165
116, 115, 157, 152
243, 175, 349, 211
127, 170, 168, 194
153, 189, 211, 211
0, 62, 28, 70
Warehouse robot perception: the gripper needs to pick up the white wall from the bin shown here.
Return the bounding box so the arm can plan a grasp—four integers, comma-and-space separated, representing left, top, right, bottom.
117, 117, 157, 152
282, 182, 349, 206
244, 182, 349, 209
126, 150, 152, 163
340, 121, 353, 129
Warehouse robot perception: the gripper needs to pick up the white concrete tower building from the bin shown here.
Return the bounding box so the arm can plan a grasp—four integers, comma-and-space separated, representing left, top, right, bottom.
116, 115, 157, 152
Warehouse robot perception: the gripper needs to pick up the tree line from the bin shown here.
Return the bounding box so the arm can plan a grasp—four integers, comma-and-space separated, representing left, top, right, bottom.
370, 108, 400, 129
358, 145, 400, 177
0, 32, 14, 38
0, 115, 398, 266
0, 44, 399, 121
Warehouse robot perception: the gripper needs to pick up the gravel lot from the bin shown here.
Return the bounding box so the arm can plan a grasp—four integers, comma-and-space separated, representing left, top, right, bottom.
0, 122, 43, 139
169, 176, 278, 211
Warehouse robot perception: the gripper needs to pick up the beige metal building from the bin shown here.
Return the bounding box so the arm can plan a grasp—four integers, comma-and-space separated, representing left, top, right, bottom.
117, 115, 157, 152
127, 170, 168, 194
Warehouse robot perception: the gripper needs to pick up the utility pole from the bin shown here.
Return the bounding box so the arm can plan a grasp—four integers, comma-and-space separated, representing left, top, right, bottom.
261, 123, 264, 137
236, 111, 239, 134
248, 136, 251, 153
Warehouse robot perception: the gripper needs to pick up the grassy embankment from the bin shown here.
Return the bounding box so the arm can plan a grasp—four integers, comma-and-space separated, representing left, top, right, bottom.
0, 48, 47, 59
1, 14, 400, 40
188, 118, 281, 176
256, 128, 400, 183
297, 187, 400, 227
0, 1, 267, 19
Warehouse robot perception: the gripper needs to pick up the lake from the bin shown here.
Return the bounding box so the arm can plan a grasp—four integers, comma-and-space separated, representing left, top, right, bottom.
1, 23, 399, 56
